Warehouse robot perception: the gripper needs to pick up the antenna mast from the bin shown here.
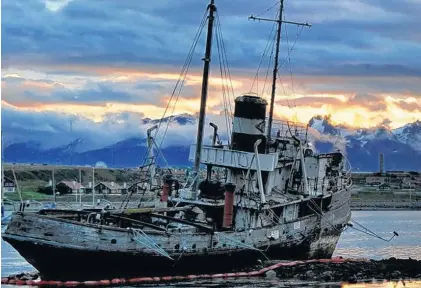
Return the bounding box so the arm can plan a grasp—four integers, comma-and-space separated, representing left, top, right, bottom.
268, 0, 283, 150
249, 0, 311, 150
193, 0, 216, 189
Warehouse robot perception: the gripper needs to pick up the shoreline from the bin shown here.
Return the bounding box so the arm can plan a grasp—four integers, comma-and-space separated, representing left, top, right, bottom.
3, 199, 421, 212
351, 207, 421, 211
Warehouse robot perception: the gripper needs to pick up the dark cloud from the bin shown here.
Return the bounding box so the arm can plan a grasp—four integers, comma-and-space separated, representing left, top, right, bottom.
276, 96, 343, 107
294, 75, 421, 95
1, 76, 173, 106
275, 93, 389, 112
2, 0, 421, 77
54, 83, 138, 104
348, 93, 388, 111
394, 100, 421, 112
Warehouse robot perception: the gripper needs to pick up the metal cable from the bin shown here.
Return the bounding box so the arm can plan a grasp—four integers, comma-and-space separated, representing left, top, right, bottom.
250, 10, 278, 94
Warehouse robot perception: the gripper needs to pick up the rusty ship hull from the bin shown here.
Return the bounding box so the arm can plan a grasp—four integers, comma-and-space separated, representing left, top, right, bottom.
2, 188, 351, 280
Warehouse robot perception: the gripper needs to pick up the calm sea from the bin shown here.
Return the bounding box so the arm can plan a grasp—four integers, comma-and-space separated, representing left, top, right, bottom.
1, 211, 421, 287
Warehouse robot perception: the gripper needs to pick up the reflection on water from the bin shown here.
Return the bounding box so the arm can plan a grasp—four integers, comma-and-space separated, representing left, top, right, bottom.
342, 281, 421, 288
2, 211, 421, 288
333, 211, 421, 260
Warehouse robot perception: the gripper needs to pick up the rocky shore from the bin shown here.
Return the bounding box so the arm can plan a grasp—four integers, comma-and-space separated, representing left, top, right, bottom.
2, 258, 420, 286
264, 258, 421, 283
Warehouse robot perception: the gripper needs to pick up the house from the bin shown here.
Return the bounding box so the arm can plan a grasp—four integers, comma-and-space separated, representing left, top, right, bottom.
56, 181, 85, 194
401, 177, 421, 189
378, 183, 391, 190
2, 176, 16, 193
94, 182, 128, 194
365, 176, 386, 186
129, 182, 150, 194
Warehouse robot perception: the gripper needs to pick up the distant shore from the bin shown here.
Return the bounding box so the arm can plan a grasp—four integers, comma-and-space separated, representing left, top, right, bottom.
4, 199, 421, 212
3, 186, 421, 212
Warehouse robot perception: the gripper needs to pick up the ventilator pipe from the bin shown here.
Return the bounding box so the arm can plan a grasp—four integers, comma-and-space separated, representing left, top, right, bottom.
222, 182, 236, 229
161, 175, 174, 202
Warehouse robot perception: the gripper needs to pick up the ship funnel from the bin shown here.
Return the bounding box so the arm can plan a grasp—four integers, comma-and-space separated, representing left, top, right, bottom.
222, 182, 236, 229
161, 174, 174, 202
231, 95, 267, 153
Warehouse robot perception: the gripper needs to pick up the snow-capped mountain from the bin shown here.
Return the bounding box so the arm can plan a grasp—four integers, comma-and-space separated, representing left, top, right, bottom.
308, 116, 421, 153
141, 113, 197, 126
3, 114, 421, 171
392, 120, 421, 152
307, 116, 421, 171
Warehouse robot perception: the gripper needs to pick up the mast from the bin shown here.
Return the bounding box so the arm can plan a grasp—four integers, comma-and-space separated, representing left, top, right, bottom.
267, 0, 284, 148
193, 0, 216, 187
249, 1, 311, 151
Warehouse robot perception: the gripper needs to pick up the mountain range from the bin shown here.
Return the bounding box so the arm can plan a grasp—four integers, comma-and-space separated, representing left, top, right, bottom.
3, 114, 421, 172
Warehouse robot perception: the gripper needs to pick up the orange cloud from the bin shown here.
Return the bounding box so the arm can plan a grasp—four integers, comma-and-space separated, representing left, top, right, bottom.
2, 64, 421, 129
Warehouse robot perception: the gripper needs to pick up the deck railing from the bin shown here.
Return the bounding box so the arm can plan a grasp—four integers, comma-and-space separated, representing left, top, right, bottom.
269, 119, 309, 142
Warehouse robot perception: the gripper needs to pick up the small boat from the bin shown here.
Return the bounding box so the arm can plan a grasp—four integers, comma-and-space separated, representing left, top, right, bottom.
2, 0, 352, 281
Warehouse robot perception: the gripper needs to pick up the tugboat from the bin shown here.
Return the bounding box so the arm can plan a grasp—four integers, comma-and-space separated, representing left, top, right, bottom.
2, 0, 352, 281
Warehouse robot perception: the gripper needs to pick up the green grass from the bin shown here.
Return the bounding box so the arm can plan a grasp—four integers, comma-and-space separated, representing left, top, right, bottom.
4, 180, 52, 201
5, 190, 52, 201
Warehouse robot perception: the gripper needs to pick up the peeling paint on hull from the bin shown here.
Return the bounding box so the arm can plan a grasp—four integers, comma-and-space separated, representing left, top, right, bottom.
3, 230, 342, 281
2, 188, 351, 280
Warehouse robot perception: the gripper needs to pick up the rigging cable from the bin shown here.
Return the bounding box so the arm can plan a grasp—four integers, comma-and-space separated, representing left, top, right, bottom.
215, 12, 238, 143
261, 26, 277, 99
216, 13, 236, 107
156, 10, 208, 156
215, 12, 234, 142
215, 20, 232, 142
133, 8, 208, 206
140, 8, 209, 170
214, 232, 269, 260
254, 1, 280, 18
276, 24, 304, 110
250, 10, 278, 94
278, 25, 304, 117
283, 14, 296, 111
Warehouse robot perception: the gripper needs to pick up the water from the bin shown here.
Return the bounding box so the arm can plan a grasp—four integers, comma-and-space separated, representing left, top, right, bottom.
1, 211, 421, 287
333, 211, 421, 260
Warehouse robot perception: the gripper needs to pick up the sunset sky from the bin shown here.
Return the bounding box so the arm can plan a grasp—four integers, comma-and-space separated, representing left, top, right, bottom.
1, 0, 421, 148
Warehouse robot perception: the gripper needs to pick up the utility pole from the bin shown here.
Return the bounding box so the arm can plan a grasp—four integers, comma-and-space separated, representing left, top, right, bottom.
249, 0, 311, 151
52, 167, 56, 203
193, 0, 216, 194
70, 119, 73, 165
112, 147, 116, 168
92, 166, 95, 206
79, 168, 82, 205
